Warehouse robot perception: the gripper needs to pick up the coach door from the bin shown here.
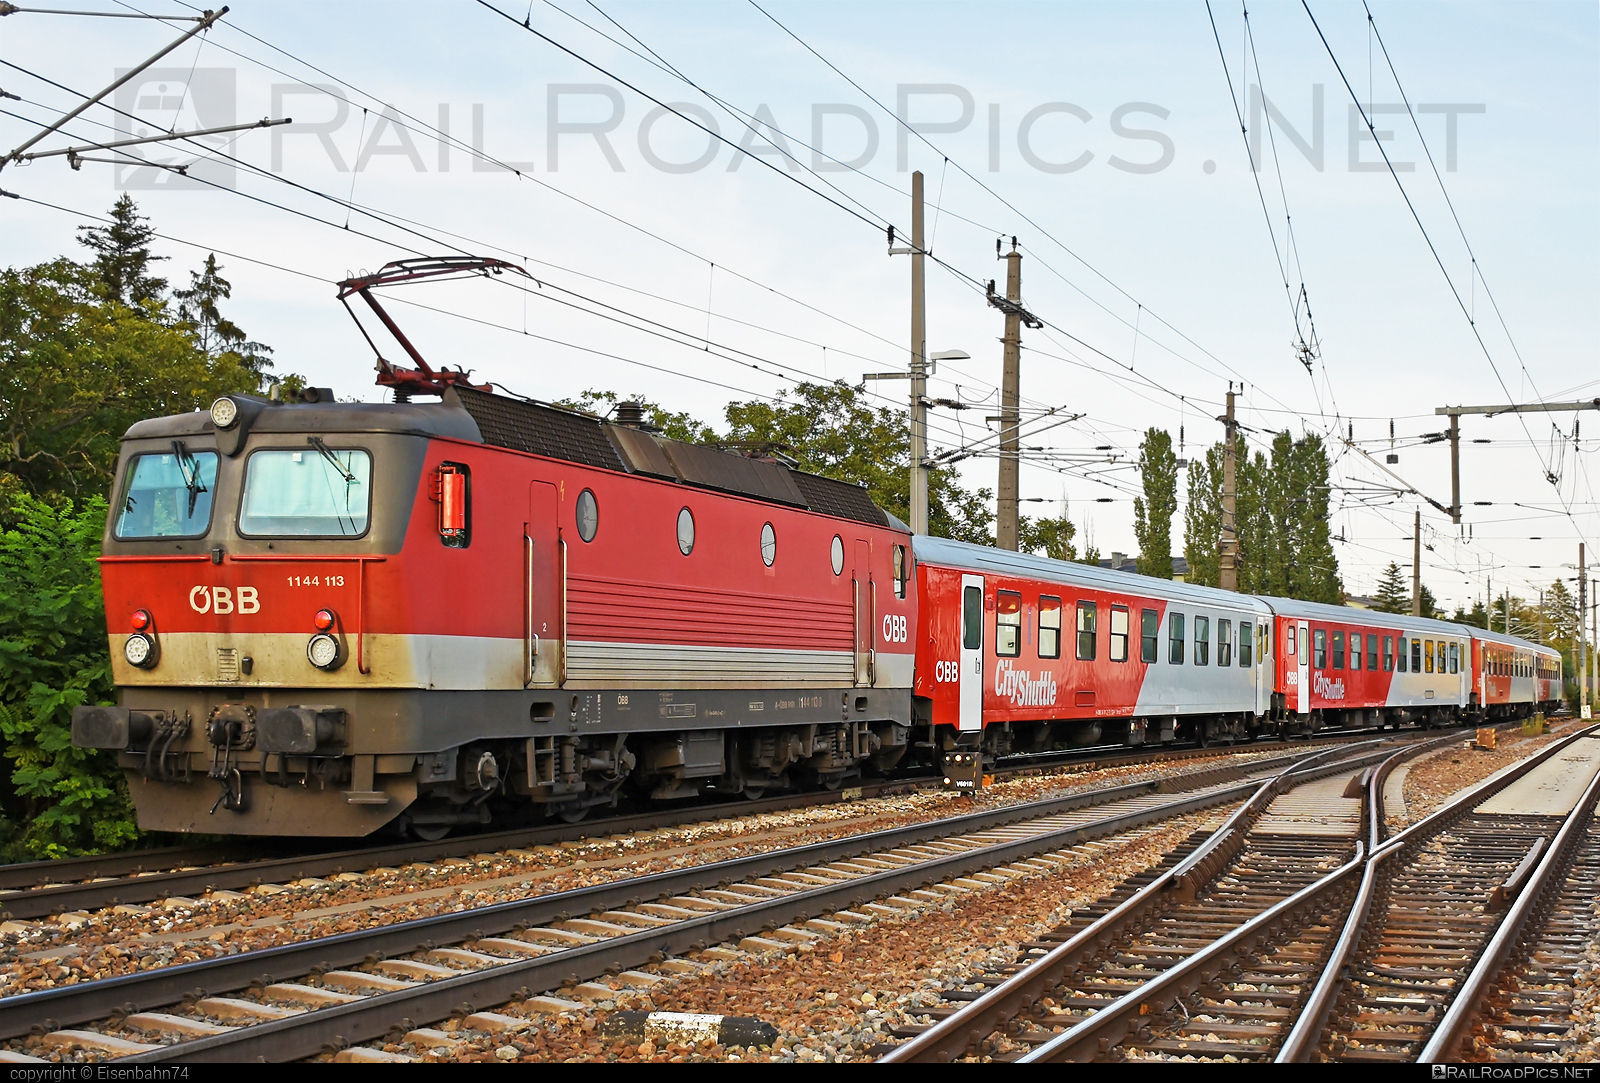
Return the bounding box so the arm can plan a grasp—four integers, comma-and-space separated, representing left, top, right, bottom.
526, 481, 563, 687
853, 540, 873, 685
1296, 620, 1310, 715
959, 574, 984, 732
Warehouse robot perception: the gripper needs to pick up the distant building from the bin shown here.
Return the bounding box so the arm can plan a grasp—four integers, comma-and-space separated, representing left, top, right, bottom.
1100, 552, 1190, 582
1344, 594, 1376, 610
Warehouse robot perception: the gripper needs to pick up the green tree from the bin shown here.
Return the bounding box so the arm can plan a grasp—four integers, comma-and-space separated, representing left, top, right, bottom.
1286, 434, 1341, 603
1371, 562, 1411, 614
0, 258, 256, 498
76, 194, 167, 307
1132, 427, 1177, 578
0, 493, 136, 858
174, 254, 275, 380
1450, 600, 1489, 629
1182, 442, 1223, 588
555, 389, 717, 444
1019, 510, 1078, 562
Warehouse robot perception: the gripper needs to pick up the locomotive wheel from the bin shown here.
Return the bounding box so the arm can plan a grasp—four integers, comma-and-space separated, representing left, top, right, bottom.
556, 805, 590, 824
410, 822, 452, 842
742, 787, 766, 801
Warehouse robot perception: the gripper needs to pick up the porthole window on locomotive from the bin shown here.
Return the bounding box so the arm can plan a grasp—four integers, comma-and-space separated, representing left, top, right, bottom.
576, 488, 599, 542
830, 534, 844, 576
677, 506, 695, 555
760, 522, 776, 566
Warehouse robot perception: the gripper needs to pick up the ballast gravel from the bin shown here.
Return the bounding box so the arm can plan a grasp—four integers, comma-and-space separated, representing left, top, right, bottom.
0, 749, 1277, 997
357, 808, 1228, 1064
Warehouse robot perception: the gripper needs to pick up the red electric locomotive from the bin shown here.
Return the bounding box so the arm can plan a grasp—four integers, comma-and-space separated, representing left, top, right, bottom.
75, 385, 916, 836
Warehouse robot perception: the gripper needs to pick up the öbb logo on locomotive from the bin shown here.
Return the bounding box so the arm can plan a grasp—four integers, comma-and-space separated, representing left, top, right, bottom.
71, 272, 1563, 840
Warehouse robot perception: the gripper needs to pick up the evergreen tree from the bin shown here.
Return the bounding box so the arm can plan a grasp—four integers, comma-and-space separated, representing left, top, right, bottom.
1131, 427, 1177, 578
173, 254, 274, 379
1371, 562, 1411, 613
1182, 442, 1223, 587
76, 195, 167, 307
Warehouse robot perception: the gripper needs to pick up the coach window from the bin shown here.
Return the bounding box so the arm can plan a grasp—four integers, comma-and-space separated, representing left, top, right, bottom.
1384, 635, 1395, 672
1076, 601, 1097, 661
1398, 637, 1408, 672
962, 585, 983, 651
1287, 625, 1296, 661
1449, 643, 1459, 674
1038, 596, 1062, 659
1411, 638, 1423, 672
1168, 613, 1185, 665
996, 590, 1022, 657
1437, 641, 1447, 674
1141, 609, 1159, 664
1349, 633, 1361, 671
1332, 630, 1345, 670
1423, 640, 1434, 673
1239, 620, 1252, 667
1313, 629, 1327, 669
1194, 616, 1210, 666
893, 544, 907, 599
1110, 605, 1129, 663
1368, 636, 1378, 671
1218, 619, 1233, 666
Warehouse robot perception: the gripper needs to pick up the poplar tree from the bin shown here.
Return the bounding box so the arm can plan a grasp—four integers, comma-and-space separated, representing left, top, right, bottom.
1132, 427, 1177, 578
1182, 443, 1223, 587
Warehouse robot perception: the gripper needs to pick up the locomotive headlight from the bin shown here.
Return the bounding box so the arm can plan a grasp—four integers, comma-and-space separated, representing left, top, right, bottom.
210, 396, 239, 430
124, 633, 158, 669
307, 633, 344, 671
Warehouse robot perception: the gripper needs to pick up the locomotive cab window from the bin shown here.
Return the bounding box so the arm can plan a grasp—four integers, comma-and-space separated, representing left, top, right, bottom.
892, 544, 907, 598
114, 448, 219, 538
1313, 629, 1327, 669
996, 590, 1022, 657
1218, 619, 1232, 667
1194, 616, 1210, 666
1038, 595, 1062, 659
239, 447, 371, 537
436, 463, 470, 548
1332, 630, 1345, 670
1076, 601, 1097, 661
1109, 605, 1129, 663
1141, 609, 1159, 664
1350, 633, 1361, 670
1168, 612, 1185, 665
962, 586, 983, 650
1239, 620, 1252, 667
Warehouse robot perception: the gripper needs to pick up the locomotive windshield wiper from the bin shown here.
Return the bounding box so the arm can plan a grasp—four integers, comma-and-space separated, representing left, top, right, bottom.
308, 436, 357, 483
171, 440, 206, 518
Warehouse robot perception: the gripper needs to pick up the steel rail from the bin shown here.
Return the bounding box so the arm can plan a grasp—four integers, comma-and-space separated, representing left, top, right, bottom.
1276, 722, 1600, 1062
115, 780, 1263, 1062
1418, 740, 1600, 1062
0, 735, 1374, 920
876, 740, 1404, 1064
0, 764, 1288, 1045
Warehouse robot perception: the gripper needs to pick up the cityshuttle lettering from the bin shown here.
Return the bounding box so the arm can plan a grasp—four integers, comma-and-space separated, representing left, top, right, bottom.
1314, 673, 1346, 700
994, 659, 1058, 707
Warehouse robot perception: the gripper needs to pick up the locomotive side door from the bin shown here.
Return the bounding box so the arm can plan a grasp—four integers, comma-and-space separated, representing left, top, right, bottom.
958, 574, 984, 732
853, 540, 873, 685
526, 481, 563, 687
1296, 619, 1310, 715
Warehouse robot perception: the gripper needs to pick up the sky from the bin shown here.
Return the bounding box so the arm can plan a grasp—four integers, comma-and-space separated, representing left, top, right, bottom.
2, 0, 1597, 616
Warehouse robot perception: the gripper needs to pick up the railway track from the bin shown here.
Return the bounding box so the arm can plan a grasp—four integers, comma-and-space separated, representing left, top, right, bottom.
0, 730, 1395, 923
0, 740, 1405, 1063
876, 722, 1600, 1064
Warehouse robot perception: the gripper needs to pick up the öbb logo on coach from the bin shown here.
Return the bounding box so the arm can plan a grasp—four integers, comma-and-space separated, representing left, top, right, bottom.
188, 585, 260, 614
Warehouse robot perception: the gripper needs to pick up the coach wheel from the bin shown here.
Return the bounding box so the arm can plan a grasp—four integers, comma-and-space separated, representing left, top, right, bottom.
557, 805, 590, 824
410, 822, 452, 842
742, 787, 766, 801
